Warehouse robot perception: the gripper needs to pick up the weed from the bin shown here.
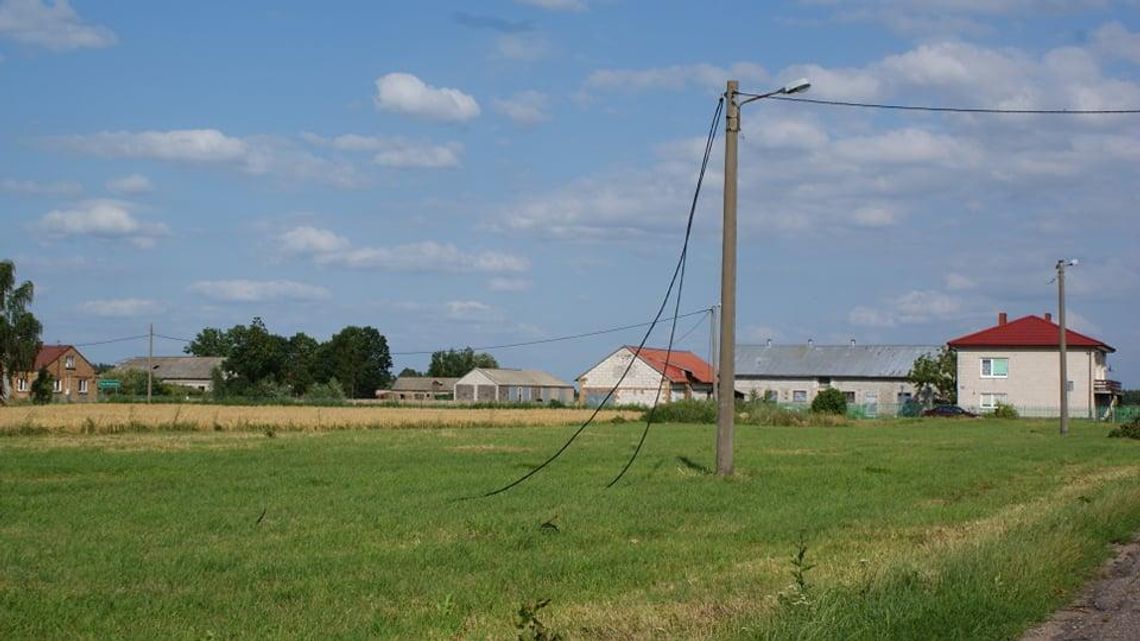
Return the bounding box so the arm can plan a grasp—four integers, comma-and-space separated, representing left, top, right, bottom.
777, 531, 816, 613
515, 598, 564, 641
1107, 417, 1140, 439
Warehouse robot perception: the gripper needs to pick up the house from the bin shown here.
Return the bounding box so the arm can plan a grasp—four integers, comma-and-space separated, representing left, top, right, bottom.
947, 312, 1120, 418
734, 342, 941, 415
577, 346, 714, 407
453, 368, 575, 405
375, 376, 459, 402
117, 356, 226, 391
9, 345, 97, 403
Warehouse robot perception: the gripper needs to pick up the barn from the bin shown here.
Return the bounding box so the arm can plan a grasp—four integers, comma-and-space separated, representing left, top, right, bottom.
453, 368, 575, 405
577, 346, 714, 408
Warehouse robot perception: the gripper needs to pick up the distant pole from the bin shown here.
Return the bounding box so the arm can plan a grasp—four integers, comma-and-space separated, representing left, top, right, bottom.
1057, 261, 1068, 435
147, 323, 154, 404
716, 80, 739, 477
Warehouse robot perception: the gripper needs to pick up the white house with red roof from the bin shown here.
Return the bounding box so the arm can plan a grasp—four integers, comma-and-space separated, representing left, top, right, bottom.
577, 346, 714, 407
948, 312, 1121, 418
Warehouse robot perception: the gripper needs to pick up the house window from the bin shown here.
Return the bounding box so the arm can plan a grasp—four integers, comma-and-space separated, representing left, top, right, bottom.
792, 390, 808, 403
79, 379, 89, 394
16, 377, 28, 392
981, 358, 1009, 378
65, 355, 75, 369
897, 392, 913, 404
53, 379, 62, 393
817, 377, 831, 386
980, 393, 1008, 409
843, 391, 856, 403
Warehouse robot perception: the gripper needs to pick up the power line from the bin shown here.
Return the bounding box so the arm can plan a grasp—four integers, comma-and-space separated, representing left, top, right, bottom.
154, 334, 193, 343
392, 309, 711, 356
755, 94, 1140, 114
73, 334, 148, 347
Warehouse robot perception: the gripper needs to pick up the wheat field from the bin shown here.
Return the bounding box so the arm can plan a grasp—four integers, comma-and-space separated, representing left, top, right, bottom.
0, 403, 641, 434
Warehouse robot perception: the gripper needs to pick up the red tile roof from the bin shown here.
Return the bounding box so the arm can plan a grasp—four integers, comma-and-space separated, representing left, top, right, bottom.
33, 345, 72, 370
626, 346, 714, 384
947, 315, 1113, 352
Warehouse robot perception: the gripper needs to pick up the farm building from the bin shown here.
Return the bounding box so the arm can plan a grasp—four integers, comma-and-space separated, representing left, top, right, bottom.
118, 356, 225, 391
8, 345, 97, 403
734, 342, 940, 415
375, 376, 459, 401
948, 312, 1120, 418
453, 368, 574, 405
577, 346, 714, 407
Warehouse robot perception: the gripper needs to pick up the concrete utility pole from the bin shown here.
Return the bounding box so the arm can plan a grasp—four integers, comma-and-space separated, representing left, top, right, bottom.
147, 323, 154, 404
1057, 259, 1077, 435
709, 304, 719, 403
716, 78, 811, 477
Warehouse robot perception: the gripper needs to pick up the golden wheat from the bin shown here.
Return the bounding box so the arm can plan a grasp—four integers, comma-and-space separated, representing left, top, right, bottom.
0, 404, 640, 433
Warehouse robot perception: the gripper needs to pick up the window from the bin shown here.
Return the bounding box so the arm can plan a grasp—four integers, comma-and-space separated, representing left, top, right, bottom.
897, 392, 913, 404
792, 390, 808, 403
843, 391, 856, 403
981, 357, 1009, 378
817, 377, 831, 386
53, 379, 62, 393
16, 378, 28, 392
980, 393, 1008, 409
65, 355, 75, 369
79, 379, 89, 394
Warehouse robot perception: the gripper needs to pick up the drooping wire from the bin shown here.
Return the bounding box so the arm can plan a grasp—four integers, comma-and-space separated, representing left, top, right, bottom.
73, 335, 148, 347
607, 95, 723, 488
459, 97, 725, 501
757, 95, 1140, 115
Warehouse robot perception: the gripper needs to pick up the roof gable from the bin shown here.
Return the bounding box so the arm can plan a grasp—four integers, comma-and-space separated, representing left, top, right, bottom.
947, 315, 1113, 352
624, 346, 714, 384
32, 345, 90, 371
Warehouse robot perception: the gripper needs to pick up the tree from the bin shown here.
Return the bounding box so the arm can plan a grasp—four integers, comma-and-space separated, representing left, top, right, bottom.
282, 332, 321, 395
0, 260, 43, 405
321, 326, 392, 398
427, 347, 498, 378
397, 367, 423, 378
184, 327, 236, 357
223, 318, 288, 391
811, 387, 847, 415
30, 367, 54, 404
907, 347, 957, 405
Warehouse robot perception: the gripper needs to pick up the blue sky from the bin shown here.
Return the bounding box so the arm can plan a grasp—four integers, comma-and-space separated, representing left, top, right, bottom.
1, 0, 1138, 385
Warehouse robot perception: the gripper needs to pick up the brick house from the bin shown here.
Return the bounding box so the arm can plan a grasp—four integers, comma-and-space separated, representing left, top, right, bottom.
9, 345, 97, 403
577, 346, 714, 408
948, 312, 1121, 418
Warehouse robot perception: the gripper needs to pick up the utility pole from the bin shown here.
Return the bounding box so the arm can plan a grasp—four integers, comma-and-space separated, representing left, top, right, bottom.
716, 80, 740, 477
709, 304, 719, 403
147, 322, 154, 404
1057, 259, 1076, 435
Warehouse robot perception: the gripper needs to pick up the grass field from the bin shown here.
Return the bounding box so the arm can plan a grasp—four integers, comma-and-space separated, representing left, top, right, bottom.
0, 404, 641, 433
2, 417, 1139, 640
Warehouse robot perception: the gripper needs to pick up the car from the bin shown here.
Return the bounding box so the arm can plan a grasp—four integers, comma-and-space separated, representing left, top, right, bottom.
923, 405, 978, 418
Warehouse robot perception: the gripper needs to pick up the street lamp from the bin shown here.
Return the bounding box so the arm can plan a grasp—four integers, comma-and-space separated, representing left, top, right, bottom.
1056, 258, 1078, 435
716, 78, 811, 477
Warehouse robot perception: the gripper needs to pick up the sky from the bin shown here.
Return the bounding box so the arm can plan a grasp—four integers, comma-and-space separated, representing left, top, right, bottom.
1, 0, 1138, 386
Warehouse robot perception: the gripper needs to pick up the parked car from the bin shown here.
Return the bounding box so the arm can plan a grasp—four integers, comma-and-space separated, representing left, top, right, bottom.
923, 405, 978, 418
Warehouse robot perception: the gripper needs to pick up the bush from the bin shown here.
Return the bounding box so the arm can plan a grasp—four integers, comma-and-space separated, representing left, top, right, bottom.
30, 368, 54, 404
993, 402, 1019, 419
304, 378, 347, 404
645, 399, 716, 424
1108, 417, 1140, 440
897, 401, 924, 418
811, 388, 847, 415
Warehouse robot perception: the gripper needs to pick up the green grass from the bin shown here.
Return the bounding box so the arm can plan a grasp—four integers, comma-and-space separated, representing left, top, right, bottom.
1, 419, 1138, 640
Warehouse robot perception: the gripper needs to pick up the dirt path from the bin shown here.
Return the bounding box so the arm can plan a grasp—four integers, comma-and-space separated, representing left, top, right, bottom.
1020, 535, 1140, 641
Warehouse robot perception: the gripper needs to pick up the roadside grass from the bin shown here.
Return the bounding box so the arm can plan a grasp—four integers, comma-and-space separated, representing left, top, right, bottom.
1, 418, 1138, 640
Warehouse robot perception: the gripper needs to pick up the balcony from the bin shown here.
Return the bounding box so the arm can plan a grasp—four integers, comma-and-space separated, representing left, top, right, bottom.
1094, 379, 1122, 394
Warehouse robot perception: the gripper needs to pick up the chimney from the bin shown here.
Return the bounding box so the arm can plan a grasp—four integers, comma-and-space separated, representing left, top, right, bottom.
850, 338, 856, 346
998, 312, 1007, 326
765, 338, 772, 347
808, 338, 814, 348
1044, 312, 1052, 322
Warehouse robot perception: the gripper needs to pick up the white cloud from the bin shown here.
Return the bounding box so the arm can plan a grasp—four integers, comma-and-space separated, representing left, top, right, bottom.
514, 0, 587, 11
851, 206, 900, 227
105, 173, 152, 194
493, 90, 550, 125
446, 300, 494, 319
301, 133, 463, 168
374, 73, 481, 123
849, 290, 963, 328
1, 177, 81, 196
277, 226, 529, 274
0, 0, 116, 50
78, 298, 164, 317
1094, 22, 1140, 65
488, 277, 532, 292
188, 279, 330, 303
497, 33, 550, 61
585, 62, 768, 93
50, 129, 363, 188
944, 273, 977, 291
35, 199, 168, 247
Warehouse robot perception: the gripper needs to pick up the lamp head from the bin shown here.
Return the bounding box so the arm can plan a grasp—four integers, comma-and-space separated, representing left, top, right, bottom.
782, 78, 811, 95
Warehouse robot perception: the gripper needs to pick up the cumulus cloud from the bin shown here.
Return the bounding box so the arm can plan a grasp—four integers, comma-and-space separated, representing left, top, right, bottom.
446, 300, 494, 319
1, 177, 81, 196
374, 73, 480, 123
585, 62, 768, 93
188, 279, 330, 303
493, 90, 550, 125
34, 199, 168, 247
488, 277, 532, 292
78, 298, 164, 317
0, 0, 117, 50
849, 290, 963, 328
49, 129, 364, 188
105, 173, 152, 194
497, 33, 550, 61
301, 133, 463, 168
1094, 22, 1140, 64
277, 225, 529, 274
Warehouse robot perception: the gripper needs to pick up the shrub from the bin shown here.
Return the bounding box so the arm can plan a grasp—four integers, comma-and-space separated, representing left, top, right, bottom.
993, 402, 1019, 419
897, 401, 924, 418
645, 399, 716, 424
1108, 417, 1140, 440
811, 388, 847, 415
304, 378, 347, 404
30, 367, 54, 404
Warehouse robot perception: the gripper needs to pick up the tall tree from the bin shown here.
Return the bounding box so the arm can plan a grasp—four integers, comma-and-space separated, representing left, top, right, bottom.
0, 260, 43, 404
907, 347, 957, 405
184, 327, 235, 357
322, 326, 392, 398
224, 317, 288, 390
282, 332, 321, 395
427, 347, 498, 378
